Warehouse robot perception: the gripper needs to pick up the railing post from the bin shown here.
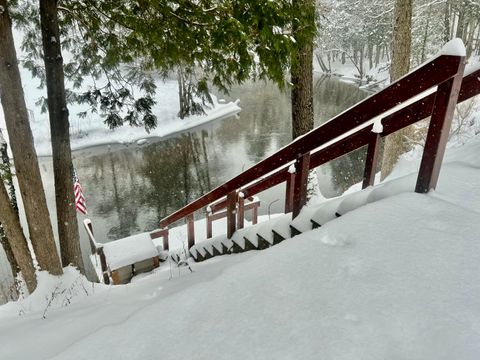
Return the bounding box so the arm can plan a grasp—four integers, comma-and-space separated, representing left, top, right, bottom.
206, 210, 212, 239
292, 153, 311, 219
415, 61, 465, 193
226, 191, 237, 238
163, 229, 169, 251
85, 220, 96, 255
187, 213, 195, 250
285, 170, 295, 213
252, 204, 258, 225
237, 192, 245, 230
362, 132, 381, 189
96, 246, 110, 285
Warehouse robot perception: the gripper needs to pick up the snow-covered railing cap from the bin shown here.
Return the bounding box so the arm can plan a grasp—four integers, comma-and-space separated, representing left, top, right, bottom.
83, 218, 102, 250
437, 38, 466, 57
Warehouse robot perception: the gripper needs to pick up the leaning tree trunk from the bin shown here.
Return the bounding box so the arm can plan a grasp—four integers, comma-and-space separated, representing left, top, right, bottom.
0, 131, 20, 284
381, 0, 413, 180
39, 0, 85, 273
0, 0, 63, 275
0, 182, 37, 294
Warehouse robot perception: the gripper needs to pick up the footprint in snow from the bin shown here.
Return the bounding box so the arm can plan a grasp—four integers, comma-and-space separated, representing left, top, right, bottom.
344, 313, 361, 323
320, 233, 353, 247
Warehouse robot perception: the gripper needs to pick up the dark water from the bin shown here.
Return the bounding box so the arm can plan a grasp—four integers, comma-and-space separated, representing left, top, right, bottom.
34, 76, 368, 280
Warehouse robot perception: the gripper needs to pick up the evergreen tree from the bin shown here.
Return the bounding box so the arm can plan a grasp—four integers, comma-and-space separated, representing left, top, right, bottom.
39, 0, 85, 273
14, 0, 298, 131
0, 0, 63, 276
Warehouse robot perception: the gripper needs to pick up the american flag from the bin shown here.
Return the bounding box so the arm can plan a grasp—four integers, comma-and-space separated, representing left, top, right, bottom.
73, 168, 87, 215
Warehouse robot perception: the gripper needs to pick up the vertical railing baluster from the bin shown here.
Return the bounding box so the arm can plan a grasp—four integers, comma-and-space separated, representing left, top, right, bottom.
285, 170, 295, 213
292, 153, 311, 218
362, 132, 381, 189
96, 246, 110, 285
187, 213, 195, 250
226, 191, 237, 238
252, 204, 258, 225
162, 229, 169, 251
206, 210, 213, 239
416, 60, 465, 193
237, 192, 245, 230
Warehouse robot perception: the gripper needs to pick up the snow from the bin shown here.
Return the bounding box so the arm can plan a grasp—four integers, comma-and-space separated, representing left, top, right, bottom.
256, 213, 292, 243
465, 56, 480, 76
437, 38, 466, 57
32, 93, 240, 156
371, 118, 383, 133
102, 233, 158, 271
336, 187, 373, 216
1, 135, 480, 358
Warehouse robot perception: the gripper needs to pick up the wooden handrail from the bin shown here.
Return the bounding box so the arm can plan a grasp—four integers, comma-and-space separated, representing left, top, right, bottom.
160, 55, 466, 229
238, 68, 480, 199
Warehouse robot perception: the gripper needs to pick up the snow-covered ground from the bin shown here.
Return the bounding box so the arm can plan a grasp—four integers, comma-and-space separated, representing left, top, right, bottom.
1, 130, 480, 358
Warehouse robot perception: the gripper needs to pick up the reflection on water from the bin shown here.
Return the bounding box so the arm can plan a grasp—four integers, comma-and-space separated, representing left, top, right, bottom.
33, 76, 369, 280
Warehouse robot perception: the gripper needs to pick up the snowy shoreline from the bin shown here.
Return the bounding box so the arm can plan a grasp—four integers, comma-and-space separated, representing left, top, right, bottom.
35, 95, 241, 157
0, 74, 241, 157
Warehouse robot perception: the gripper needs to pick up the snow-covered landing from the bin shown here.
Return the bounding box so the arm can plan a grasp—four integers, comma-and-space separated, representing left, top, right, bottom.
2, 138, 480, 359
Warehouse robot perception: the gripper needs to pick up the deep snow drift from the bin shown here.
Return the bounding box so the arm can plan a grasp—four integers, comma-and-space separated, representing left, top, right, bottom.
1, 133, 480, 359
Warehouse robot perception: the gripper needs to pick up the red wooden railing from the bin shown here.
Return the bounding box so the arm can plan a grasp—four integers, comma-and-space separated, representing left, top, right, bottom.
158, 52, 480, 250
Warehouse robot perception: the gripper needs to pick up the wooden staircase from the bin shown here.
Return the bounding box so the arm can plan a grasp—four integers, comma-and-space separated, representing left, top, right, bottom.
188, 171, 417, 261
153, 41, 480, 263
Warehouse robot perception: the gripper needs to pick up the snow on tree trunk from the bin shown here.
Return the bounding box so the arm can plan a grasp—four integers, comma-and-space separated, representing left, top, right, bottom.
0, 0, 63, 275
0, 181, 37, 294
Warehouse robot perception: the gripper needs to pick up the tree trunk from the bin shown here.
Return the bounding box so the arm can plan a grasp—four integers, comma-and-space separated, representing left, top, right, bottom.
456, 1, 466, 39
368, 40, 373, 70
0, 0, 63, 275
291, 0, 316, 205
375, 44, 381, 67
0, 181, 37, 294
444, 0, 451, 43
291, 0, 315, 140
39, 0, 85, 273
420, 4, 433, 64
0, 132, 20, 283
381, 0, 413, 180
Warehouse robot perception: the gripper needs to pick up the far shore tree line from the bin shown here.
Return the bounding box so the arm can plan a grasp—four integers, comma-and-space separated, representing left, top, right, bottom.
317, 0, 480, 79
0, 0, 475, 299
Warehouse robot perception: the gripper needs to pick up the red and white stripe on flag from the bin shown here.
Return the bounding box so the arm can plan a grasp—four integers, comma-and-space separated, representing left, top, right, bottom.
73, 168, 87, 215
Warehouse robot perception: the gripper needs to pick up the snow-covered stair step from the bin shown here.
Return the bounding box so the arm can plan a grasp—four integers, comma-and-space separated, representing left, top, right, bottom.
289, 205, 324, 234
310, 197, 345, 228
261, 213, 292, 245
367, 173, 416, 204
190, 235, 232, 262
254, 213, 292, 246
336, 187, 374, 216
231, 225, 262, 253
